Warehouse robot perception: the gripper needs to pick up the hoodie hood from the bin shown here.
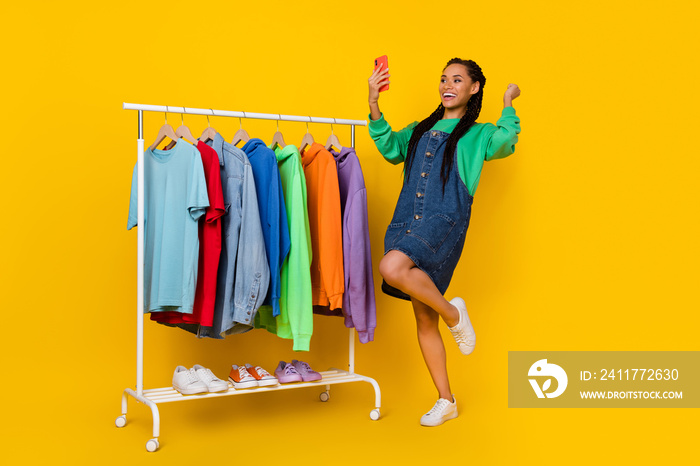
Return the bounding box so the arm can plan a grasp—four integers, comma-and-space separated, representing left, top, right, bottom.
241, 138, 269, 158
272, 144, 301, 163
329, 146, 355, 167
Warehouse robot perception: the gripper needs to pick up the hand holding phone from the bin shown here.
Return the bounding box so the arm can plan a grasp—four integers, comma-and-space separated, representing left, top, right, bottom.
374, 55, 390, 92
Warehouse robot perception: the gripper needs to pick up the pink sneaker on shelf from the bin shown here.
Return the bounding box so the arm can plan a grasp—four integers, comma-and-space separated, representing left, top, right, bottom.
274, 361, 303, 384
292, 359, 322, 382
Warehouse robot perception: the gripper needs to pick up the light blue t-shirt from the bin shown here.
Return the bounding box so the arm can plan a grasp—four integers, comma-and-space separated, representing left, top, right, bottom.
128, 139, 209, 314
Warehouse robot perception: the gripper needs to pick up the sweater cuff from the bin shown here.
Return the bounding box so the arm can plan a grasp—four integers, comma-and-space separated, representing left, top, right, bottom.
502, 106, 516, 116
367, 112, 389, 137
328, 293, 344, 312
293, 335, 311, 352
357, 328, 375, 344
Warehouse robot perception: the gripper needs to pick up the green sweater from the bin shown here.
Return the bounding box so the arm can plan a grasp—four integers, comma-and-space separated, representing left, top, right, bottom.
368, 107, 521, 195
255, 144, 314, 351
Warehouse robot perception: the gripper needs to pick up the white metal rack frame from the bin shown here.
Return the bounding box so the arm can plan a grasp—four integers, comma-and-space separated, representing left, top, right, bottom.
117, 103, 381, 452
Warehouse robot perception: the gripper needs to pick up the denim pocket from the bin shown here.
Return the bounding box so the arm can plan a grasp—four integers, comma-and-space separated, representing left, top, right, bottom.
410, 214, 455, 253
384, 222, 407, 252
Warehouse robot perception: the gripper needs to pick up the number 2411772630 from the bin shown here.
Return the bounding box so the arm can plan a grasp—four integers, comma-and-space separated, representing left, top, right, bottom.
599, 369, 679, 381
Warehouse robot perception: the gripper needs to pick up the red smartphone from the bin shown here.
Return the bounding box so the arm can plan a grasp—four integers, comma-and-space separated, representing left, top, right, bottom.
374, 55, 389, 92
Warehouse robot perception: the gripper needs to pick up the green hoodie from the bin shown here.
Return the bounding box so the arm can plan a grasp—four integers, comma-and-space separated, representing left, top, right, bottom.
255, 144, 313, 351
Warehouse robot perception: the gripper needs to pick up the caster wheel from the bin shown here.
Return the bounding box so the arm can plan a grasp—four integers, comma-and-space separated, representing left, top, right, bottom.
370, 408, 380, 421
146, 439, 159, 452
115, 415, 127, 428
319, 391, 330, 402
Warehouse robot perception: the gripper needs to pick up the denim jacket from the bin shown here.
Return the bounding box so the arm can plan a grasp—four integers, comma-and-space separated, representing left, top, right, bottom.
196, 133, 270, 337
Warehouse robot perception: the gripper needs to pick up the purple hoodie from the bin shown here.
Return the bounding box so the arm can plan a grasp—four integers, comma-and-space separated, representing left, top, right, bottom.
330, 146, 377, 343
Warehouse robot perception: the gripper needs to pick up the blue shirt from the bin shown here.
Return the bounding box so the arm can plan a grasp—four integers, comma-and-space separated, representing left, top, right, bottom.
242, 139, 291, 317
127, 140, 209, 314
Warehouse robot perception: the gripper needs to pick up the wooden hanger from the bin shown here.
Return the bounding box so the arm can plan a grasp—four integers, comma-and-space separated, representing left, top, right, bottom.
270, 118, 286, 150
299, 119, 315, 152
231, 116, 250, 147
324, 123, 343, 152
199, 111, 217, 143
164, 113, 197, 150
149, 112, 178, 151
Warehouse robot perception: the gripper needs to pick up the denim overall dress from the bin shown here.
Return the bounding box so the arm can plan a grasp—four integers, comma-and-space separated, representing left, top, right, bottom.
382, 129, 474, 301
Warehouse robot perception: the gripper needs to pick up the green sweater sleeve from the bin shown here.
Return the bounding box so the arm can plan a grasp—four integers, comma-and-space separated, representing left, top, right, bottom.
368, 113, 418, 165
484, 106, 521, 161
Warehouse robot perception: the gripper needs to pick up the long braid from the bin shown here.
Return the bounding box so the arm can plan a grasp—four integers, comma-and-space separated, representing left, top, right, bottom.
405, 58, 486, 192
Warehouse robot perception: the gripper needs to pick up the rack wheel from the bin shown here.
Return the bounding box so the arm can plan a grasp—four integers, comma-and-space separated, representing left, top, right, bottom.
370, 408, 380, 421
146, 439, 159, 452
115, 415, 127, 428
319, 391, 330, 402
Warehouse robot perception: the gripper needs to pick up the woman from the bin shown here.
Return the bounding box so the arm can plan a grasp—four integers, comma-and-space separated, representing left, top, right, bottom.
368, 57, 521, 426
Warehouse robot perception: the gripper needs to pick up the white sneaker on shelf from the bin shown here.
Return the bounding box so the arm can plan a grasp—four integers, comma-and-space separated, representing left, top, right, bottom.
420, 396, 458, 426
192, 364, 229, 393
448, 297, 476, 355
172, 365, 208, 395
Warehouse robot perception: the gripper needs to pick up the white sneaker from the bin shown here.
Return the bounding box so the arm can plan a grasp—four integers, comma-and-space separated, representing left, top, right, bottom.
448, 297, 476, 355
193, 364, 229, 393
172, 365, 208, 395
420, 396, 458, 426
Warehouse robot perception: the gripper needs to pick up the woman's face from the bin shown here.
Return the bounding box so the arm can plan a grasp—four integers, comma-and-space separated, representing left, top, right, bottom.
439, 63, 479, 112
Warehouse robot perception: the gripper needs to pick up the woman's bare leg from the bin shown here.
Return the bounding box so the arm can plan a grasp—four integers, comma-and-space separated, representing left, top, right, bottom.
380, 250, 459, 327
411, 297, 453, 400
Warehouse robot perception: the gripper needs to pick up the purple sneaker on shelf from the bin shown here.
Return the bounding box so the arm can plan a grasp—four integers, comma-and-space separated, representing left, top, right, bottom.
292, 359, 322, 382
275, 361, 303, 384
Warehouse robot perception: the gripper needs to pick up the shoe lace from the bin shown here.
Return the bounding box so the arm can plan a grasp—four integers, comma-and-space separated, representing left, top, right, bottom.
426, 398, 450, 416
284, 364, 299, 375
186, 368, 201, 385
197, 368, 215, 384
238, 366, 251, 379
451, 326, 473, 346
255, 366, 271, 377
296, 361, 312, 372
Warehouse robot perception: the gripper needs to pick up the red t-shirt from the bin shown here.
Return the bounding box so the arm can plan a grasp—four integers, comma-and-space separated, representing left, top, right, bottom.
151, 141, 225, 326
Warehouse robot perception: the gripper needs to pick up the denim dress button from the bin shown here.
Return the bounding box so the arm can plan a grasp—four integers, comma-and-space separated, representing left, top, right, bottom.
414, 215, 421, 220
416, 193, 422, 198
431, 131, 437, 136
421, 172, 427, 177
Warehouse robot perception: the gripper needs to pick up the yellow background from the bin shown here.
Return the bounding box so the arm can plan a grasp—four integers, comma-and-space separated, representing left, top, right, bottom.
1, 0, 698, 463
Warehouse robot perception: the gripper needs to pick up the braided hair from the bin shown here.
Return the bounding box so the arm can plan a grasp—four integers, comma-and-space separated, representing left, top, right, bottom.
404, 58, 486, 192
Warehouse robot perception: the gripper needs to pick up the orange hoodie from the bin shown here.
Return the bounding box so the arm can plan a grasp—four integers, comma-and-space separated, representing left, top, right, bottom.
301, 142, 344, 312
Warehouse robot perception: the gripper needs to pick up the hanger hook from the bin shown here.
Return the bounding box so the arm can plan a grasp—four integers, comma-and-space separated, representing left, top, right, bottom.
181, 113, 184, 127
239, 117, 242, 130
330, 123, 335, 135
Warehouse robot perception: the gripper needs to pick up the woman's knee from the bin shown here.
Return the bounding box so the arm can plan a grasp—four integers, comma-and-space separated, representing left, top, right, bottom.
379, 255, 400, 286
379, 251, 410, 287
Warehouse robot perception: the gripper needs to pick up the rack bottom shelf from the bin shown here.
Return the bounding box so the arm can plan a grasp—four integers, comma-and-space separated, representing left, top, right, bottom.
117, 368, 381, 451
143, 368, 374, 403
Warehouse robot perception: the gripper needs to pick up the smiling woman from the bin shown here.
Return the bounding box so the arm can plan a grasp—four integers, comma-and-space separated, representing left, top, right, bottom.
367, 57, 521, 426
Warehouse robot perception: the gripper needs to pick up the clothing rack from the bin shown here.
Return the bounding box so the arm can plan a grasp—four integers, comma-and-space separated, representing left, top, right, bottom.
116, 102, 381, 452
